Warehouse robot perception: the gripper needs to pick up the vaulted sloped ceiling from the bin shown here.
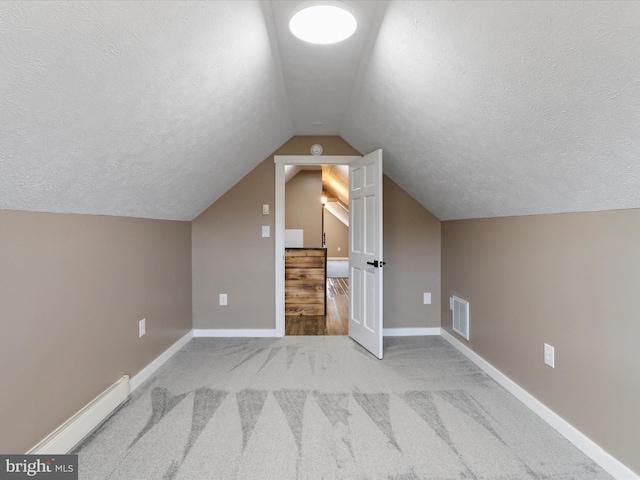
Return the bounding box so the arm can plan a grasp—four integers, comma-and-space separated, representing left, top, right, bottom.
342, 1, 640, 220
2, 1, 640, 221
0, 1, 293, 220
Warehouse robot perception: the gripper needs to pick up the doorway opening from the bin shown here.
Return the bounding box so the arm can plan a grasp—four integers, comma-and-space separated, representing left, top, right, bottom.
275, 151, 384, 357
282, 164, 350, 335
274, 154, 360, 337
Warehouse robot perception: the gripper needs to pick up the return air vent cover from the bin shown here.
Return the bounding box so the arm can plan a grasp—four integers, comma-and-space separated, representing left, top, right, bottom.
452, 296, 470, 340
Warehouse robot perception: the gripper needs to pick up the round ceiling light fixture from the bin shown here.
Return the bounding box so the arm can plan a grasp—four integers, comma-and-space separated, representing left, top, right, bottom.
289, 2, 357, 45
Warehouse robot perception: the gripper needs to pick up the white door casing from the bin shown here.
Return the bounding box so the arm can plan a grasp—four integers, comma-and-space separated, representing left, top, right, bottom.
274, 155, 360, 336
348, 149, 384, 359
274, 151, 384, 359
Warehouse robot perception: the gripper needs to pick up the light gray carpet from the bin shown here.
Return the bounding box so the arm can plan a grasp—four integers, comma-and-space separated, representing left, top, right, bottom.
76, 336, 612, 479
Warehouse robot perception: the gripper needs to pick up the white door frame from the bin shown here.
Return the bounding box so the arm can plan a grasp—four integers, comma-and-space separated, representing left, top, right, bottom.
274, 155, 361, 336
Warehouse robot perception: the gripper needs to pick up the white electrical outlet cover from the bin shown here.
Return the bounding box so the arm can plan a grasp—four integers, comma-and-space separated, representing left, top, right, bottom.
262, 226, 270, 237
423, 292, 432, 304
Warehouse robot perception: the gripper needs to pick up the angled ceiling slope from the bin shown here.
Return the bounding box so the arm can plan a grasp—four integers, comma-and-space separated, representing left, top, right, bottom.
270, 0, 385, 136
2, 1, 640, 221
341, 1, 640, 220
0, 1, 292, 220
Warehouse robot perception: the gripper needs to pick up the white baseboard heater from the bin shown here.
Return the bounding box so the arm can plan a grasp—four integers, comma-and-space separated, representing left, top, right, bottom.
27, 375, 130, 454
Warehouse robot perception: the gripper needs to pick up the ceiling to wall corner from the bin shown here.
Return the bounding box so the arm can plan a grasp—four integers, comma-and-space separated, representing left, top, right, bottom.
2, 1, 640, 221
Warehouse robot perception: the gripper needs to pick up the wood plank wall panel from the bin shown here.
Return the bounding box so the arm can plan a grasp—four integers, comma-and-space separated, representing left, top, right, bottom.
285, 248, 326, 315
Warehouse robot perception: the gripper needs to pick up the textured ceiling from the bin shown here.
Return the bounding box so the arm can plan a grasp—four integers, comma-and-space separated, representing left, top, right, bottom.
2, 1, 640, 221
270, 1, 384, 135
342, 1, 640, 219
0, 1, 292, 220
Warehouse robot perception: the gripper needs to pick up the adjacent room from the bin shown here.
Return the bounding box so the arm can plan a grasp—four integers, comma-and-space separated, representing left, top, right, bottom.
284, 164, 350, 335
1, 1, 639, 479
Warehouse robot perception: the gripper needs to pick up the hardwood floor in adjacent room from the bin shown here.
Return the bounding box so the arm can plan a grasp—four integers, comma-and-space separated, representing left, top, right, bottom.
286, 277, 348, 335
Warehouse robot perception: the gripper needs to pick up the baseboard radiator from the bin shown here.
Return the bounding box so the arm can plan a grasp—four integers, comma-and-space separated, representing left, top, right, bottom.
27, 375, 130, 454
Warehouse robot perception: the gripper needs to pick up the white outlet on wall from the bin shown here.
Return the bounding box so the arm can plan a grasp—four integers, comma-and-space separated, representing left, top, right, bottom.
544, 343, 555, 368
262, 226, 270, 237
139, 318, 146, 338
337, 247, 341, 252
423, 292, 432, 304
219, 293, 228, 306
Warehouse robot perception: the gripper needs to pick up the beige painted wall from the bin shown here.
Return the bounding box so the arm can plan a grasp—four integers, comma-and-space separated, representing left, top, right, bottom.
192, 136, 359, 329
192, 135, 442, 331
284, 169, 348, 256
384, 176, 441, 328
324, 209, 348, 258
285, 170, 322, 248
441, 210, 640, 474
0, 210, 192, 453
192, 157, 276, 329
276, 136, 361, 157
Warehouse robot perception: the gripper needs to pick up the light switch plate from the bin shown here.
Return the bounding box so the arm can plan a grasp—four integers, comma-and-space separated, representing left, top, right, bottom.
262, 204, 269, 215
139, 319, 145, 337
423, 292, 431, 304
262, 226, 270, 237
544, 343, 555, 368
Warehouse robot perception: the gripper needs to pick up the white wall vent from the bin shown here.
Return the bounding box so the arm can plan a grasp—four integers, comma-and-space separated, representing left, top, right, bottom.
451, 296, 470, 340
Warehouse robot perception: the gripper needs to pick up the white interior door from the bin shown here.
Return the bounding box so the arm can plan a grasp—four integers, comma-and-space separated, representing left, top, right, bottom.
349, 149, 384, 359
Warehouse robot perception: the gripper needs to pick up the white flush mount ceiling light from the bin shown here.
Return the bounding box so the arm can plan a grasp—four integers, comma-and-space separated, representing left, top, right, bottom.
289, 2, 357, 45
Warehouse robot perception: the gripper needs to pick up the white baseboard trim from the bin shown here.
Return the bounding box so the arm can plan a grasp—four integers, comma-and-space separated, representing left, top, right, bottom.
440, 329, 638, 480
193, 328, 279, 338
383, 327, 441, 336
27, 376, 130, 454
130, 330, 194, 391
